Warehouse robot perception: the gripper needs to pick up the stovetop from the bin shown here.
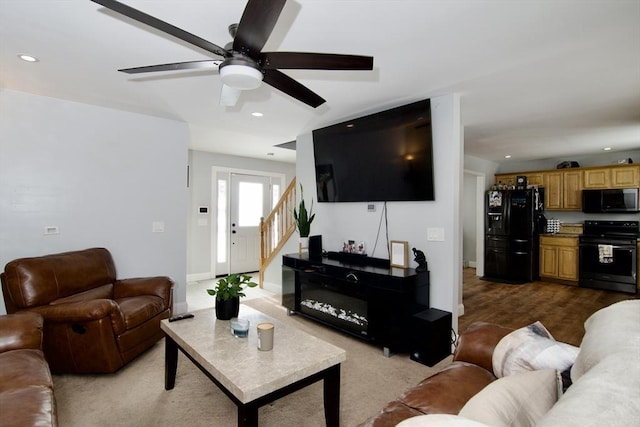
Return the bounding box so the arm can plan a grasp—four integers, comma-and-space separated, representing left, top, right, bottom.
582, 220, 640, 238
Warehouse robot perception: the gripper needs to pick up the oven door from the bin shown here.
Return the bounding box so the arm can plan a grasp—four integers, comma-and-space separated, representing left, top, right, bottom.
579, 236, 637, 293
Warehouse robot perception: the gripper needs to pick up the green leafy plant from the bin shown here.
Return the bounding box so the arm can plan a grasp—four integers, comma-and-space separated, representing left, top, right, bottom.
206, 274, 258, 301
293, 183, 315, 238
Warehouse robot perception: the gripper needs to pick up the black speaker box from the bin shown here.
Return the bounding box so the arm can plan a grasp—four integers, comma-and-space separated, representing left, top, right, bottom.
309, 235, 323, 260
410, 308, 452, 367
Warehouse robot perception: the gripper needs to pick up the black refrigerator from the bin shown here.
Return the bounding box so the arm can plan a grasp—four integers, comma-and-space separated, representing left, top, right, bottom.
483, 188, 545, 284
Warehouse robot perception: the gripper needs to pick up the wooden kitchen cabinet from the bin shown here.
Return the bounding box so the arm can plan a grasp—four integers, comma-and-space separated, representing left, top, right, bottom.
544, 170, 582, 210
526, 173, 545, 186
495, 164, 637, 211
583, 168, 609, 188
583, 165, 640, 189
540, 235, 579, 283
563, 170, 582, 209
494, 172, 544, 188
494, 174, 516, 188
611, 165, 640, 187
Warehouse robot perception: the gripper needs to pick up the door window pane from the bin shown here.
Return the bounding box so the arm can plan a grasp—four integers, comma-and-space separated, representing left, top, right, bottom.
217, 179, 227, 263
271, 183, 281, 246
239, 182, 263, 226
272, 184, 280, 209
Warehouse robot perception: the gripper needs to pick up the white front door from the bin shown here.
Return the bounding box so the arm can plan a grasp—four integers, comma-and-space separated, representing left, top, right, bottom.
229, 173, 271, 274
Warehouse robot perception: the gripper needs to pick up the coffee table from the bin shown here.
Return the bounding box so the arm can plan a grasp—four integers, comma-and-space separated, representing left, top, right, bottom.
160, 305, 346, 427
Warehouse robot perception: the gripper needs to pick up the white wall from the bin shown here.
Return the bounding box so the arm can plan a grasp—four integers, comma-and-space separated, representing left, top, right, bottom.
187, 149, 296, 280
296, 94, 463, 331
0, 90, 188, 315
462, 173, 477, 266
462, 154, 500, 279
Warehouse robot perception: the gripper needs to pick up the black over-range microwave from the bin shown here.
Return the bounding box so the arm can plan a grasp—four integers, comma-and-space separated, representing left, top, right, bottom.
582, 188, 640, 213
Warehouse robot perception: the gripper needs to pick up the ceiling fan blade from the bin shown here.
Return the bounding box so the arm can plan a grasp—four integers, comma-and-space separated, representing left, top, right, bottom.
263, 69, 325, 108
119, 60, 222, 74
90, 0, 228, 58
233, 0, 286, 58
260, 52, 374, 70
220, 84, 242, 106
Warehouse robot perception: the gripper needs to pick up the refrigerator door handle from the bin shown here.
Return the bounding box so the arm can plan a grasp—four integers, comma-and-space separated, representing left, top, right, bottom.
504, 190, 510, 235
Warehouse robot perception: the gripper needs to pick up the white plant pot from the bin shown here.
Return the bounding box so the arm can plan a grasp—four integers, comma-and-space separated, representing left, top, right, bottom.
299, 237, 309, 254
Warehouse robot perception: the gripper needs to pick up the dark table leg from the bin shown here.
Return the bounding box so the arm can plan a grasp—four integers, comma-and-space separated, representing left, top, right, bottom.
165, 336, 178, 390
237, 402, 259, 427
323, 364, 341, 427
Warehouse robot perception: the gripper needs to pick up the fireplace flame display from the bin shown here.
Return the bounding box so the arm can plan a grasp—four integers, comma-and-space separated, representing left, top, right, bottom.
301, 299, 368, 328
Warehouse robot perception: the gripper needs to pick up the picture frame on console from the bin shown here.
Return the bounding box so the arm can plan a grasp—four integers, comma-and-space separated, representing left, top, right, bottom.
390, 240, 409, 268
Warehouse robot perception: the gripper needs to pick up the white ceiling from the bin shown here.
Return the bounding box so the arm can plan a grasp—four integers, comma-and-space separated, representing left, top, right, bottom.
1, 0, 639, 164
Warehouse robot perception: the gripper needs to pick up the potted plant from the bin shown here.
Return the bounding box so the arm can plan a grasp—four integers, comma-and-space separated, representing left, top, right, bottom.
207, 273, 258, 320
293, 183, 316, 250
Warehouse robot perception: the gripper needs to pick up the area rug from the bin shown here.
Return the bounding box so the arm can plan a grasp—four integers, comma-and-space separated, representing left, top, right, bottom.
53, 297, 447, 426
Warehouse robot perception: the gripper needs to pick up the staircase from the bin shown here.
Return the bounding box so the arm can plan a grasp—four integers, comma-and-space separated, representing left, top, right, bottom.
259, 178, 297, 285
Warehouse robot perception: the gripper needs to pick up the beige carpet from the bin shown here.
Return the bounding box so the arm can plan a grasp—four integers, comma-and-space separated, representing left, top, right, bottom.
53, 297, 448, 426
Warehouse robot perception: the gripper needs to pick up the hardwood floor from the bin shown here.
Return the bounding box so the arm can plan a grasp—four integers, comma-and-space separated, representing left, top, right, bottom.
458, 268, 639, 346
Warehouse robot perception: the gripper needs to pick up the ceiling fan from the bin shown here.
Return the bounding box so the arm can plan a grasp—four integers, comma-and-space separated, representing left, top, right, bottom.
90, 0, 374, 108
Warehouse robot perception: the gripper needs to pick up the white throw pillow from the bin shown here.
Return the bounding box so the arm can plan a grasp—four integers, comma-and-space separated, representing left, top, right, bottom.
571, 299, 640, 381
459, 369, 561, 427
492, 321, 579, 378
396, 414, 492, 427
538, 352, 640, 427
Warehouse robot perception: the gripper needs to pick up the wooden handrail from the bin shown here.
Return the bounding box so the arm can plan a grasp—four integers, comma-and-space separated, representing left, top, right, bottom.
259, 178, 297, 286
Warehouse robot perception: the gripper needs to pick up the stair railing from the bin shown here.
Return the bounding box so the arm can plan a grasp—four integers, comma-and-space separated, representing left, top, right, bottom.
259, 178, 297, 285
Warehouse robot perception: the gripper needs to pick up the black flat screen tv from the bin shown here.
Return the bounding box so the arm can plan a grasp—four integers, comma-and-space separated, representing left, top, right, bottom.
312, 99, 434, 202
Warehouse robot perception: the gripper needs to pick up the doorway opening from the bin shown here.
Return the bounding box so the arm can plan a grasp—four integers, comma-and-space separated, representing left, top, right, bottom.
211, 167, 285, 278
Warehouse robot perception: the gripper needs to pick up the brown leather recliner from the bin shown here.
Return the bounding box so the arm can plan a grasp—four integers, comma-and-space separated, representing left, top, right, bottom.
0, 311, 57, 426
1, 248, 174, 374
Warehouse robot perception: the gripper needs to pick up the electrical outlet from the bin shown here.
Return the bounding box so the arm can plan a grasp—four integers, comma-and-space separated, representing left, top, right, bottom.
367, 204, 376, 212
44, 226, 59, 235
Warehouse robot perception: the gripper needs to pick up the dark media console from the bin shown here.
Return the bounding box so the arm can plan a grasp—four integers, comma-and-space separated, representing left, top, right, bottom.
282, 252, 451, 363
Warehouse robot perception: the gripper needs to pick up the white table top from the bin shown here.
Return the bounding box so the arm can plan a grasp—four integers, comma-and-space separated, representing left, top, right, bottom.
161, 304, 346, 403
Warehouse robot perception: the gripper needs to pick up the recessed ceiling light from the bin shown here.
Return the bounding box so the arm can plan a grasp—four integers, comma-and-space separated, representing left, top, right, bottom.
504, 155, 512, 159
603, 147, 612, 151
251, 112, 263, 117
18, 54, 38, 62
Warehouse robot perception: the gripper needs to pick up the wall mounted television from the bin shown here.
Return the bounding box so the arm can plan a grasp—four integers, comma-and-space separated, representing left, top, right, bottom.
312, 99, 434, 202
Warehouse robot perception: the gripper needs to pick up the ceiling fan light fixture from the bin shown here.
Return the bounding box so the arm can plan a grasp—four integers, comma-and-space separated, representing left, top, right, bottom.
219, 63, 263, 90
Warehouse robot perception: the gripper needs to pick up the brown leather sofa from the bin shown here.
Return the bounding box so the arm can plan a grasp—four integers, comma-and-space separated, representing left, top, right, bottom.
361, 300, 640, 427
0, 311, 57, 427
359, 322, 512, 426
1, 247, 174, 374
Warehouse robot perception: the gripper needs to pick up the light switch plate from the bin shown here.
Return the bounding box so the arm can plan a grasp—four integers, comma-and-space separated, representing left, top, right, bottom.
427, 227, 444, 241
152, 221, 165, 233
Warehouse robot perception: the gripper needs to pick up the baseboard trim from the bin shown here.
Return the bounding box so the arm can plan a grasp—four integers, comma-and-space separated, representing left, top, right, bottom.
458, 303, 465, 316
261, 281, 281, 294
187, 272, 213, 283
